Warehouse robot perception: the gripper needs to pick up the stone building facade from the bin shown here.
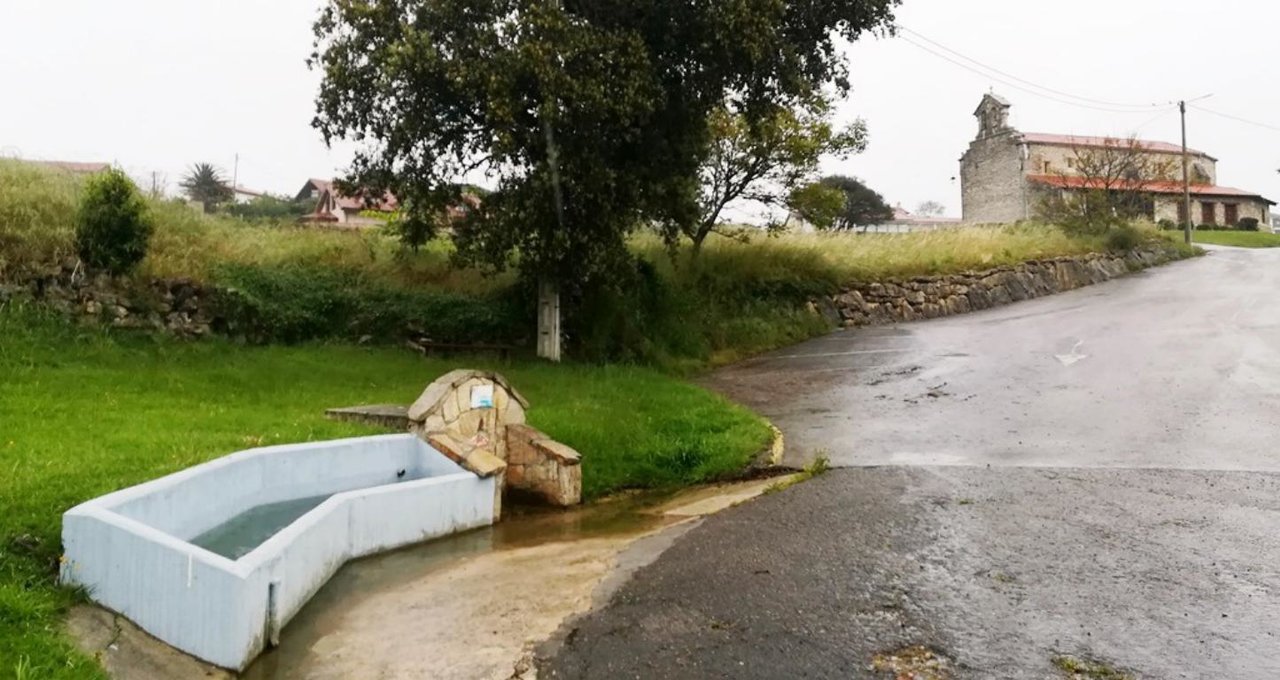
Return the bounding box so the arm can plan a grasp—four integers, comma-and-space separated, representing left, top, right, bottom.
960, 94, 1274, 226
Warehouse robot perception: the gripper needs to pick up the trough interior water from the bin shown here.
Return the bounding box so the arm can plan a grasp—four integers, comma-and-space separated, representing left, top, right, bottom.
190, 494, 332, 560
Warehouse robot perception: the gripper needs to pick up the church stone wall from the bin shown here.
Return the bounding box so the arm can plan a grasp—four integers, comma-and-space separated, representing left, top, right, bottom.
961, 132, 1028, 224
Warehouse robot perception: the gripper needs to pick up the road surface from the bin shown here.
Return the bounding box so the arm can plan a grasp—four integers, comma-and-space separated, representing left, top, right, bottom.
540, 246, 1280, 679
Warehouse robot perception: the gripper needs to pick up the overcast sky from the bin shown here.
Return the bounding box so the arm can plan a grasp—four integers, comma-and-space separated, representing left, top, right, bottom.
3, 0, 1278, 217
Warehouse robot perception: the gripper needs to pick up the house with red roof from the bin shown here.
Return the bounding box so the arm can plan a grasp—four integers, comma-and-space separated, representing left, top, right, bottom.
961, 94, 1274, 227
295, 178, 399, 227
295, 178, 482, 229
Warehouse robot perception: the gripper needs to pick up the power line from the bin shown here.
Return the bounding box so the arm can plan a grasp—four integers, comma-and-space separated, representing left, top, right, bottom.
897, 34, 1173, 115
1132, 108, 1176, 133
899, 27, 1162, 112
1188, 104, 1280, 134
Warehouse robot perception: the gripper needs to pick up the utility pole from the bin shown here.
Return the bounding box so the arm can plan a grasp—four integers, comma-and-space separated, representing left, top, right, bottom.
231, 153, 240, 197
1180, 100, 1192, 245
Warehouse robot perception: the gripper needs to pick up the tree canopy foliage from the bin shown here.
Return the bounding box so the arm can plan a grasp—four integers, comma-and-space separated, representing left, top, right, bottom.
818, 175, 894, 230
311, 0, 898, 286
689, 97, 867, 252
180, 163, 233, 214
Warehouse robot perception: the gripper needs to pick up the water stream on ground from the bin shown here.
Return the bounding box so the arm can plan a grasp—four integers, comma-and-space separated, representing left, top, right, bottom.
239, 488, 689, 678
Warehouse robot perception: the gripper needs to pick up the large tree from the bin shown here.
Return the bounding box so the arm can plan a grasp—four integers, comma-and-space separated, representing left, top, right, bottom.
687, 97, 867, 253
915, 200, 946, 217
312, 1, 897, 262
311, 0, 898, 352
819, 175, 894, 231
180, 163, 233, 214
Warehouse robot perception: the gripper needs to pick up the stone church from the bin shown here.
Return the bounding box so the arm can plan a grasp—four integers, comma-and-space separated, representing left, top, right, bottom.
960, 94, 1274, 226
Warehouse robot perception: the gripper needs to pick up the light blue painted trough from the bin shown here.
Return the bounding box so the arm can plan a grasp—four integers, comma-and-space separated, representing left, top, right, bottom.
60, 433, 497, 671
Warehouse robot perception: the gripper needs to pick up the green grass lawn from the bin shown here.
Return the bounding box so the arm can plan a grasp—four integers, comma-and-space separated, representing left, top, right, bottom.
0, 306, 770, 679
1190, 230, 1280, 248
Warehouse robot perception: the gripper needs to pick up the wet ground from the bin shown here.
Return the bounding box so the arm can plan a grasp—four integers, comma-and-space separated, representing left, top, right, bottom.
70, 477, 790, 680
542, 246, 1280, 678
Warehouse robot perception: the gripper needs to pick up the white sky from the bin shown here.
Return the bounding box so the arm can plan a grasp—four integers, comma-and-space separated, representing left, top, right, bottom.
3, 0, 1278, 217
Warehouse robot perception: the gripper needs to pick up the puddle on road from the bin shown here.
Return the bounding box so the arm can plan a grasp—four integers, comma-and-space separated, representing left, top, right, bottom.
240, 483, 746, 679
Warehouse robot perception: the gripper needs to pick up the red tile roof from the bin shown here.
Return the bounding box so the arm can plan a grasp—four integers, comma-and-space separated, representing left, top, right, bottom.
1029, 174, 1275, 204
332, 189, 399, 213
1021, 133, 1214, 160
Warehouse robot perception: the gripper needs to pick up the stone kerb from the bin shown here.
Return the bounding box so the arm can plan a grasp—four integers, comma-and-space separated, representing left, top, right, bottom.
406, 369, 583, 508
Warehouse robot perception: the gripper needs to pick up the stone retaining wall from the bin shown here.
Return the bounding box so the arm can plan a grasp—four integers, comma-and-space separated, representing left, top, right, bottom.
825, 246, 1181, 327
0, 259, 217, 338
3, 246, 1187, 343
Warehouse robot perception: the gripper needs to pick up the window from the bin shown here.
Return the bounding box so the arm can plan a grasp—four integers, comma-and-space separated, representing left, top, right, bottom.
1225, 204, 1239, 226
1043, 161, 1052, 174
1201, 201, 1216, 225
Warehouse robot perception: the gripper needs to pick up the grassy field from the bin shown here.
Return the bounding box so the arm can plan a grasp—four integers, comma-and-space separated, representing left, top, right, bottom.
1189, 230, 1280, 248
0, 155, 1106, 292
0, 305, 770, 678
1, 158, 1147, 369
638, 224, 1107, 288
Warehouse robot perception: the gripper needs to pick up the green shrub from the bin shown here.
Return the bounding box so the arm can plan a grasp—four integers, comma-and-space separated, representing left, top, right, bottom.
223, 195, 313, 221
211, 263, 523, 345
1157, 218, 1177, 231
1105, 225, 1143, 252
1238, 217, 1260, 232
75, 168, 153, 274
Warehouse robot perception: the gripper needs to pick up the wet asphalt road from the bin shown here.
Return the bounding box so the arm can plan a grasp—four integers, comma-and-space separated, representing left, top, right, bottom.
541, 247, 1280, 679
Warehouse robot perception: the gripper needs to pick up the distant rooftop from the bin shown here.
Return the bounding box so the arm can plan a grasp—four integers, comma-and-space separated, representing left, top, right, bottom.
1021, 133, 1214, 161
27, 160, 111, 174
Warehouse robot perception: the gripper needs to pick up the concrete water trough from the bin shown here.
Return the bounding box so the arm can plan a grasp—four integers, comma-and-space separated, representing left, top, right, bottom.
60, 433, 497, 671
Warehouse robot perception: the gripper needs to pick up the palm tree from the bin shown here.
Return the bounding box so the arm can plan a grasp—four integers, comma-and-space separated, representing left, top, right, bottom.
180, 163, 233, 213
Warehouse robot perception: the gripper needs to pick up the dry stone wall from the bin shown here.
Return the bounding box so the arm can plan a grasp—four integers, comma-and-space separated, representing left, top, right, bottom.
827, 247, 1178, 327
0, 258, 218, 338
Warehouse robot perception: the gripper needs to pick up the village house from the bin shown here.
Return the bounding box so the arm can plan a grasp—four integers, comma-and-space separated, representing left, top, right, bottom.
295, 178, 482, 229
295, 178, 399, 227
961, 94, 1274, 227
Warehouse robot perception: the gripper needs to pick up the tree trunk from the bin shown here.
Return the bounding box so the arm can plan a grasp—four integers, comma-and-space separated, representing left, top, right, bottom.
689, 221, 714, 258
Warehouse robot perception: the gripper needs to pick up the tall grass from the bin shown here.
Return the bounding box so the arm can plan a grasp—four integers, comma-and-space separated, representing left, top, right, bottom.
1, 158, 1148, 367
0, 160, 83, 276
638, 224, 1107, 290
140, 200, 510, 296
0, 159, 510, 295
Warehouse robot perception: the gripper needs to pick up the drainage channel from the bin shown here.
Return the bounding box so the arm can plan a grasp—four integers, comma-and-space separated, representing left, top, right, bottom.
238, 477, 784, 679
